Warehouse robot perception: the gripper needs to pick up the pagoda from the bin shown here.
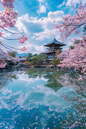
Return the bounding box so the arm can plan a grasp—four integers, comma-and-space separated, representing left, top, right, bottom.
43, 38, 66, 60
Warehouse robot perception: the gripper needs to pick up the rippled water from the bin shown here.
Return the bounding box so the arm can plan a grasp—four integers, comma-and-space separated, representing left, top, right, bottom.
0, 68, 86, 129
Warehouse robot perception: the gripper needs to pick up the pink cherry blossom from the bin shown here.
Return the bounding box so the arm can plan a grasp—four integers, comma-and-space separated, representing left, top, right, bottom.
0, 32, 3, 37
57, 36, 86, 75
0, 0, 15, 8
55, 3, 86, 42
18, 35, 28, 44
21, 47, 26, 51
0, 9, 18, 28
0, 62, 7, 68
55, 3, 86, 77
0, 1, 28, 53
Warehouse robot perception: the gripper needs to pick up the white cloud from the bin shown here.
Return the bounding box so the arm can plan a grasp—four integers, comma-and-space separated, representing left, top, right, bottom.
66, 0, 80, 6
0, 31, 11, 41
48, 10, 64, 20
16, 14, 38, 34
38, 0, 44, 3
57, 1, 65, 8
37, 5, 46, 13
35, 11, 64, 41
37, 0, 48, 14
18, 41, 45, 54
82, 0, 86, 4
15, 10, 64, 42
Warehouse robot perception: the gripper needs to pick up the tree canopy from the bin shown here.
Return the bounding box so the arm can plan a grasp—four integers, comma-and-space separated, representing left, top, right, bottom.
55, 3, 86, 79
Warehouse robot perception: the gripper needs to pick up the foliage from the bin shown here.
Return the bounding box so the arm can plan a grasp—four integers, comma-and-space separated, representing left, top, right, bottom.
0, 0, 28, 68
26, 53, 32, 61
69, 46, 74, 50
83, 25, 86, 35
50, 58, 60, 65
74, 39, 80, 44
30, 54, 49, 65
24, 61, 30, 65
33, 54, 38, 57
30, 55, 43, 65
55, 49, 60, 57
9, 62, 15, 66
55, 3, 86, 78
8, 51, 18, 57
39, 53, 49, 63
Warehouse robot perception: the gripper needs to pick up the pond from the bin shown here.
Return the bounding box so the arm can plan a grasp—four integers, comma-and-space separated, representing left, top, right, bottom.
0, 68, 86, 129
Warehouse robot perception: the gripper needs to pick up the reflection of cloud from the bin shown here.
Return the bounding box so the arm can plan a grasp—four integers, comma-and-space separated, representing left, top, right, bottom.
17, 92, 29, 105
1, 100, 9, 109
1, 70, 80, 128
0, 69, 86, 128
2, 89, 12, 95
0, 70, 74, 119
18, 74, 48, 86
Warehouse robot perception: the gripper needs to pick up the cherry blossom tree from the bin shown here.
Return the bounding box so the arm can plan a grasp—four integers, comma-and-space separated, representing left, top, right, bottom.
57, 37, 86, 79
54, 3, 86, 77
0, 0, 28, 68
54, 3, 86, 42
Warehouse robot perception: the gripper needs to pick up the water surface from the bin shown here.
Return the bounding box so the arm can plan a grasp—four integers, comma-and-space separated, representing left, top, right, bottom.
0, 68, 86, 129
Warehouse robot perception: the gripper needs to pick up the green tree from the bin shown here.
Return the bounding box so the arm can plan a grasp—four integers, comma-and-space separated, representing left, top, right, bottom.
56, 49, 60, 57
39, 54, 49, 64
83, 25, 86, 35
69, 40, 80, 50
26, 53, 32, 61
33, 54, 38, 57
30, 56, 37, 65
74, 40, 80, 44
37, 55, 43, 65
69, 46, 74, 50
30, 55, 43, 65
8, 51, 18, 57
50, 58, 60, 66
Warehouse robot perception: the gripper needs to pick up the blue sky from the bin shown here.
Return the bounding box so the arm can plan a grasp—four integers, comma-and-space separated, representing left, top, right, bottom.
0, 0, 85, 54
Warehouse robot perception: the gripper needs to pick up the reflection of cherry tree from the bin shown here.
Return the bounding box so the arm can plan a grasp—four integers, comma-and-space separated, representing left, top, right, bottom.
56, 72, 86, 129
57, 72, 86, 96
0, 0, 28, 68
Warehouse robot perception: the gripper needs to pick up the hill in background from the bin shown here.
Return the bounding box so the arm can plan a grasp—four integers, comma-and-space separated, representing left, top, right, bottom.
16, 53, 28, 57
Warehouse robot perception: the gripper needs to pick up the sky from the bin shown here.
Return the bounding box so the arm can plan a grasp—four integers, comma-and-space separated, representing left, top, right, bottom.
0, 0, 85, 54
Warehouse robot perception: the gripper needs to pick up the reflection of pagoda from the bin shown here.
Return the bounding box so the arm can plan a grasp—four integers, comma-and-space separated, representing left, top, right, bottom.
43, 38, 66, 60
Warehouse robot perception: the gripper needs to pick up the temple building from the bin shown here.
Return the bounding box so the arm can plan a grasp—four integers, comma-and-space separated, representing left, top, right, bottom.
43, 38, 66, 60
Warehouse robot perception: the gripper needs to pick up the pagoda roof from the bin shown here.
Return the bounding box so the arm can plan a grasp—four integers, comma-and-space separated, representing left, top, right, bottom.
42, 50, 62, 54
44, 38, 66, 47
